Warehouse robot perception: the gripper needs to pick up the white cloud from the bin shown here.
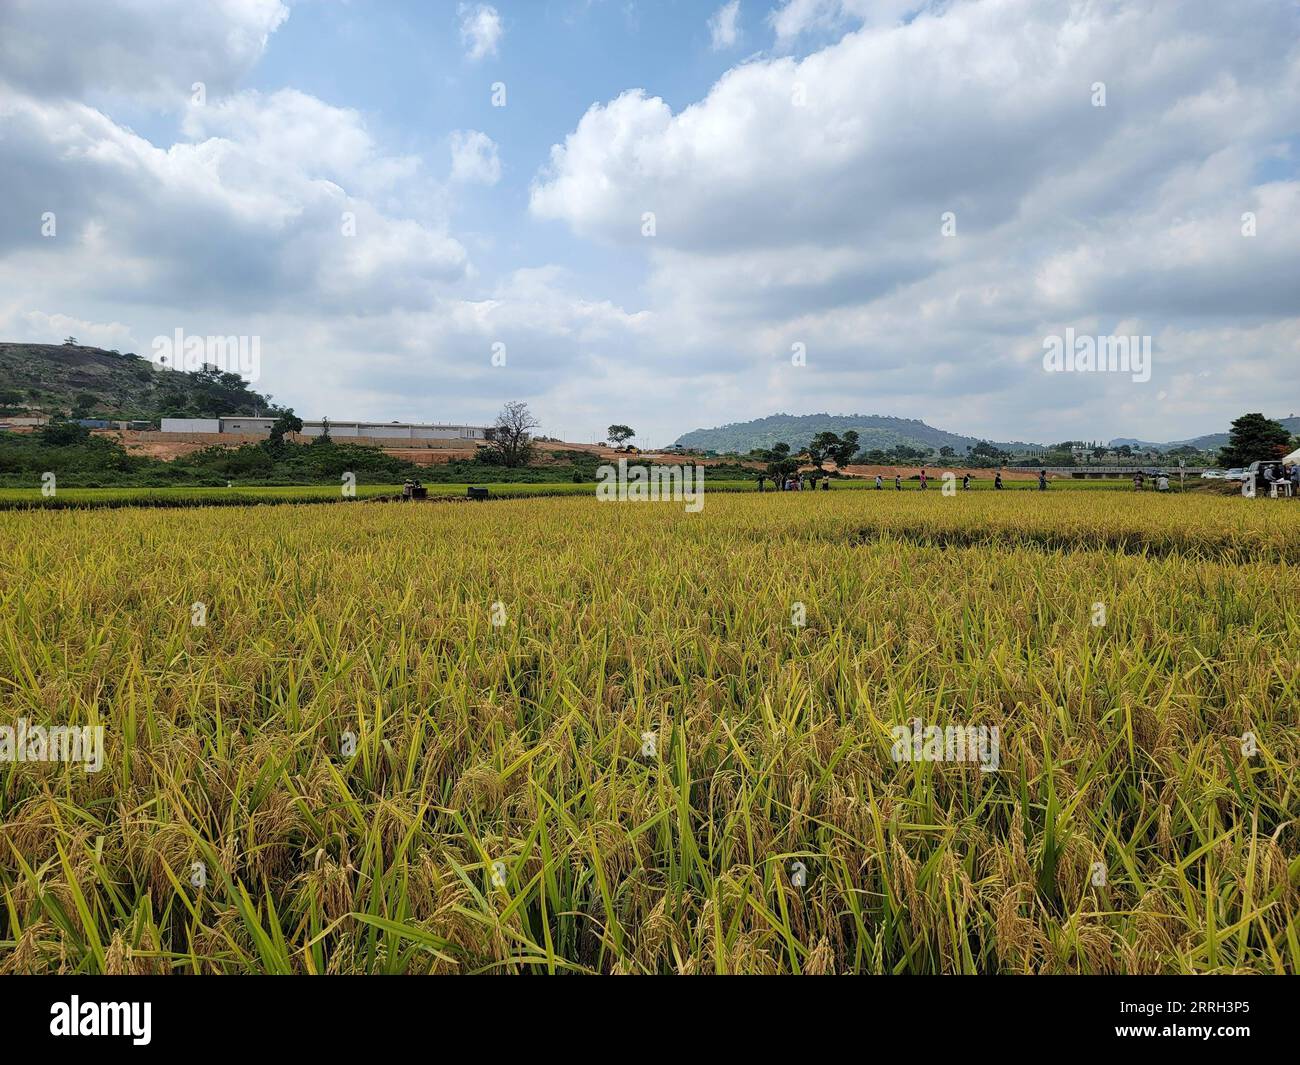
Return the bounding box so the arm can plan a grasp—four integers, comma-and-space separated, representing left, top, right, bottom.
0, 0, 288, 106
0, 87, 468, 315
530, 0, 1300, 442
449, 130, 502, 186
709, 1, 741, 50
4, 309, 135, 352
458, 3, 503, 62
769, 0, 920, 46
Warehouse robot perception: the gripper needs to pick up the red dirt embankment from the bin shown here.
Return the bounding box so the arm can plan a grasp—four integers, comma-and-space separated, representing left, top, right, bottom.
93, 431, 1052, 477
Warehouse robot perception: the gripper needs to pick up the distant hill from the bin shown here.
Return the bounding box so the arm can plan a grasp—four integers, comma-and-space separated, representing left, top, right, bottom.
674, 413, 1038, 455
0, 342, 273, 421
1109, 416, 1300, 454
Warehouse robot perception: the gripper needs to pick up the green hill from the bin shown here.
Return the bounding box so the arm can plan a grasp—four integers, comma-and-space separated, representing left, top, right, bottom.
674, 413, 1037, 456
0, 342, 273, 421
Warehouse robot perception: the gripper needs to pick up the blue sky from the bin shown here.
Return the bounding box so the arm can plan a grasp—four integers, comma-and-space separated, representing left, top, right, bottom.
243, 1, 775, 316
2, 0, 1298, 446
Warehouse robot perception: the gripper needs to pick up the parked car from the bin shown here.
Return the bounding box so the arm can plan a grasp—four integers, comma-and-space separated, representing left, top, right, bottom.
1224, 468, 1246, 481
1200, 469, 1224, 479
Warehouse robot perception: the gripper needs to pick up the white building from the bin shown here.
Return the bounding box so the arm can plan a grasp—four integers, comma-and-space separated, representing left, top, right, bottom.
160, 416, 489, 440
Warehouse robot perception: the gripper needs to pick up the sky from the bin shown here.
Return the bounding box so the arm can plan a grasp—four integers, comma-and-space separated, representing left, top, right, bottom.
1, 0, 1297, 447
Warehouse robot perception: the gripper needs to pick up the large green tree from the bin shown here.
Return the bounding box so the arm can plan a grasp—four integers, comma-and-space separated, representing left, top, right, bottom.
806, 431, 839, 469
267, 409, 304, 448
806, 430, 860, 470
1217, 413, 1291, 468
829, 430, 860, 469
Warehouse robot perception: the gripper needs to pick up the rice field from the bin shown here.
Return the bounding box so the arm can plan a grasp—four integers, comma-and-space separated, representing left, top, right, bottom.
0, 477, 1132, 510
0, 491, 1296, 974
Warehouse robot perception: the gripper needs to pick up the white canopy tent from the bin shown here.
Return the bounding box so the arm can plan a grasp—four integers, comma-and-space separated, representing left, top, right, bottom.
1284, 447, 1300, 465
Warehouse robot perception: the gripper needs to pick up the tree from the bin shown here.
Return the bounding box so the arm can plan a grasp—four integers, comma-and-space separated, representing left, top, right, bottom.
970, 440, 1009, 464
758, 441, 799, 484
829, 430, 859, 470
39, 418, 92, 446
484, 401, 540, 468
607, 424, 635, 447
267, 409, 303, 448
939, 445, 955, 458
804, 430, 860, 471
312, 416, 333, 445
1217, 413, 1291, 468
63, 336, 78, 346
807, 431, 839, 469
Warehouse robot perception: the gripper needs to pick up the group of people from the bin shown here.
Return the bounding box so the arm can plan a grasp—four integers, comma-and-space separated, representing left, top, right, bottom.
761, 468, 1049, 492
759, 473, 832, 491
867, 469, 983, 490
1131, 471, 1171, 492
1262, 463, 1300, 495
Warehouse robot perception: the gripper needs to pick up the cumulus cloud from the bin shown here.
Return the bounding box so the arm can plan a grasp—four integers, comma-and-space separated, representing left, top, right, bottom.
0, 0, 646, 436
449, 130, 502, 185
0, 0, 288, 106
531, 0, 1300, 442
0, 89, 467, 316
459, 3, 503, 62
709, 1, 741, 50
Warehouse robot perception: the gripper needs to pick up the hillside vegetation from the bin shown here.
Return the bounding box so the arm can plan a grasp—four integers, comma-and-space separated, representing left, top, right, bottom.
675, 412, 1035, 455
0, 342, 273, 420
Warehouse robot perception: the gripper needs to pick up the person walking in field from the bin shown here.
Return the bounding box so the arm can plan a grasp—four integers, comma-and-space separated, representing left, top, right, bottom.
962, 473, 971, 491
895, 474, 902, 491
919, 468, 928, 489
757, 474, 766, 492
1038, 469, 1049, 490
875, 475, 883, 489
994, 471, 1003, 490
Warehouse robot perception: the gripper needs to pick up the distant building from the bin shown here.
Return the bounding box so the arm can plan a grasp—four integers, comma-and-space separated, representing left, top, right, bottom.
80, 419, 154, 430
160, 416, 489, 441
